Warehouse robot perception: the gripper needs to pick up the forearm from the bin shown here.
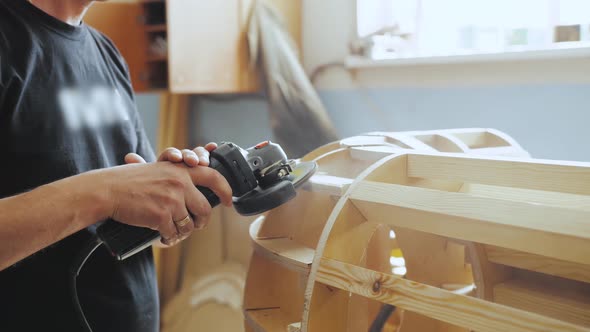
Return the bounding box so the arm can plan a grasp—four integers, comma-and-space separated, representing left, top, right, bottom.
0, 171, 111, 270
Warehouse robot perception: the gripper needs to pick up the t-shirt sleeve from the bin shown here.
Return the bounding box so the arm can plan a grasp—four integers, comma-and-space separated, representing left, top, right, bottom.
0, 31, 7, 111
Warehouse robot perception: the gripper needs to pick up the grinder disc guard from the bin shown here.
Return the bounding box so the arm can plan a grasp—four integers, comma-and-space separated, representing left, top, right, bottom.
233, 160, 317, 216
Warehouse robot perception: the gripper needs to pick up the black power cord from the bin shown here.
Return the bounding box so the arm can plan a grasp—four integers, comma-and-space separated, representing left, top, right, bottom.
70, 237, 103, 332
369, 304, 397, 332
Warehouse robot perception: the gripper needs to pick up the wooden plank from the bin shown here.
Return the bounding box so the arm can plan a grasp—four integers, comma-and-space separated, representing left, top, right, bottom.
494, 279, 590, 327
316, 258, 589, 332
463, 183, 590, 211
245, 308, 293, 332
407, 153, 590, 195
350, 181, 590, 241
486, 245, 590, 284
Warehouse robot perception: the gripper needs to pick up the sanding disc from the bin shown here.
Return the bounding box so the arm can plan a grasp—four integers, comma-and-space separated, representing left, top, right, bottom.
289, 160, 318, 188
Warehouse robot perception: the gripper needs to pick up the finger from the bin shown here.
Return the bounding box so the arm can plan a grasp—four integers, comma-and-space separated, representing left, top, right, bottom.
158, 218, 180, 246
181, 149, 199, 167
124, 153, 146, 164
184, 186, 213, 226
193, 146, 210, 166
172, 208, 195, 239
204, 142, 217, 152
185, 167, 233, 207
158, 147, 183, 163
195, 213, 211, 230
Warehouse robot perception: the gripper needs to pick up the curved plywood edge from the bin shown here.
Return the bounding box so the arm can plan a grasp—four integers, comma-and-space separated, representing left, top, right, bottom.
250, 216, 315, 274
245, 308, 296, 332
340, 135, 411, 150
302, 141, 342, 162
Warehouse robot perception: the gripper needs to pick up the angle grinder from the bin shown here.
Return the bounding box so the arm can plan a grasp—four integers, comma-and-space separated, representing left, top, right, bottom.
96, 140, 317, 260
72, 140, 317, 332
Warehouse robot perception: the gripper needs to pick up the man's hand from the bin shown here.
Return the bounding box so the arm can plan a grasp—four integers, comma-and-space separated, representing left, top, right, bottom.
115, 142, 229, 246
125, 142, 218, 167
101, 160, 232, 247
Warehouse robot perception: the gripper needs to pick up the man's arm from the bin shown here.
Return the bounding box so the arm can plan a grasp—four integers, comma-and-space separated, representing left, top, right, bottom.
0, 161, 232, 271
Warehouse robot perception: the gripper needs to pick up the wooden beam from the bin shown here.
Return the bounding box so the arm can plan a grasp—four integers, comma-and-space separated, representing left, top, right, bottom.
407, 153, 590, 195
316, 258, 589, 332
349, 181, 590, 265
494, 279, 590, 327
463, 183, 590, 211
351, 181, 590, 239
486, 245, 590, 284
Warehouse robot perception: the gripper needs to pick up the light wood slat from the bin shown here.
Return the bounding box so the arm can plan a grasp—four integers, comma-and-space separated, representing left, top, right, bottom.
408, 153, 590, 195
463, 183, 590, 211
317, 258, 589, 332
349, 182, 590, 265
301, 175, 353, 197
486, 245, 590, 284
350, 181, 590, 240
494, 279, 590, 327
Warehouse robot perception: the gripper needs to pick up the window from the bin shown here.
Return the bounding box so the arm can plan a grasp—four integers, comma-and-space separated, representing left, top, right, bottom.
355, 0, 590, 60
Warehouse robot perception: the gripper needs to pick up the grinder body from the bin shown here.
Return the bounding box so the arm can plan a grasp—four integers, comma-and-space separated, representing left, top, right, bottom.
96, 142, 297, 260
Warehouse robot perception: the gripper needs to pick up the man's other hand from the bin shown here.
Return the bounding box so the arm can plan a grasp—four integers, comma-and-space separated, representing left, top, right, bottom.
125, 142, 218, 167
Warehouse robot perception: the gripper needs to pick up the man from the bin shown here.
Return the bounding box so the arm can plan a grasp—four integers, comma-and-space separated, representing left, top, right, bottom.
0, 0, 232, 331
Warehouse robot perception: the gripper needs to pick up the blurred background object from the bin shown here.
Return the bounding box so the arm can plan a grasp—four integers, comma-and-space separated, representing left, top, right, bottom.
247, 0, 339, 157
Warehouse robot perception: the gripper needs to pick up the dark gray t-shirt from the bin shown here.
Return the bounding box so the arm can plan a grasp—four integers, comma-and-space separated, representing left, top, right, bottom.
0, 1, 159, 331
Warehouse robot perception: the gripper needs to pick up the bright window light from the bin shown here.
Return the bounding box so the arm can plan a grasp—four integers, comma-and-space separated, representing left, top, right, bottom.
356, 0, 590, 59
392, 266, 407, 276
389, 230, 396, 239
390, 256, 406, 266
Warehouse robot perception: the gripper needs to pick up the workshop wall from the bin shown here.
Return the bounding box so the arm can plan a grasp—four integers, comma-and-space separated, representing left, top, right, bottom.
135, 83, 590, 163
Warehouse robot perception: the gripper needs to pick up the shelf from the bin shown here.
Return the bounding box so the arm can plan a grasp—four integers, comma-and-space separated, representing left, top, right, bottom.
144, 24, 166, 32
146, 54, 167, 62
346, 44, 590, 68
